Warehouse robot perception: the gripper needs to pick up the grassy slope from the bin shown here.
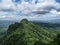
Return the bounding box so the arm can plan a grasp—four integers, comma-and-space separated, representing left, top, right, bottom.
0, 19, 57, 45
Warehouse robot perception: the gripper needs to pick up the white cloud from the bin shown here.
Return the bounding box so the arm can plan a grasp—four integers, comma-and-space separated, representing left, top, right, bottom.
15, 0, 60, 15
0, 0, 60, 21
50, 9, 60, 15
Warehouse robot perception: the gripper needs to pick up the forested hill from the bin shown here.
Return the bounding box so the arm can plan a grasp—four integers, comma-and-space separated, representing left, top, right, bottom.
0, 19, 59, 45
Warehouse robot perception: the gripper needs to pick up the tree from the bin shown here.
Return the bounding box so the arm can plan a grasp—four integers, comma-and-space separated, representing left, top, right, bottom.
53, 33, 60, 45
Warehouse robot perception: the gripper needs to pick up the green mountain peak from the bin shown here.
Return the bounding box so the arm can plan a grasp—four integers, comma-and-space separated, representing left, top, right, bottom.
20, 19, 29, 24
0, 19, 56, 45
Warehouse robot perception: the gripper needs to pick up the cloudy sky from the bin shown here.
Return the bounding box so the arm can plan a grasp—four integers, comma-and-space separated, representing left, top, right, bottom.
0, 0, 60, 21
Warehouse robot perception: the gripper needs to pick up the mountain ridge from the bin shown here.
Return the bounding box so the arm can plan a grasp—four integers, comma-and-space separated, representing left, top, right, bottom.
0, 19, 57, 45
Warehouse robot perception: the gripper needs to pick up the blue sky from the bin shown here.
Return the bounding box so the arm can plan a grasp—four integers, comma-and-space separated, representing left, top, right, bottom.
56, 0, 60, 3
0, 0, 60, 21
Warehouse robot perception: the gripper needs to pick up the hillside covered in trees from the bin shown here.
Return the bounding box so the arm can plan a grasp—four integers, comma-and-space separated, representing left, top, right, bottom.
0, 19, 60, 45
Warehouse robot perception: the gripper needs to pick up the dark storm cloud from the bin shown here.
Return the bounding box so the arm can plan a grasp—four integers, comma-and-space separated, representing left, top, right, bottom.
33, 10, 49, 14
0, 9, 14, 12
33, 5, 60, 15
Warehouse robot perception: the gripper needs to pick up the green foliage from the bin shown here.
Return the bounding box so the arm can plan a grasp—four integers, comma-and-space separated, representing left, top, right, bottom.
0, 19, 58, 45
52, 33, 60, 45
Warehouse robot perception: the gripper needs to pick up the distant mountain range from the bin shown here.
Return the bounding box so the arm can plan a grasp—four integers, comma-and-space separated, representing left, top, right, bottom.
43, 19, 60, 24
31, 18, 60, 24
